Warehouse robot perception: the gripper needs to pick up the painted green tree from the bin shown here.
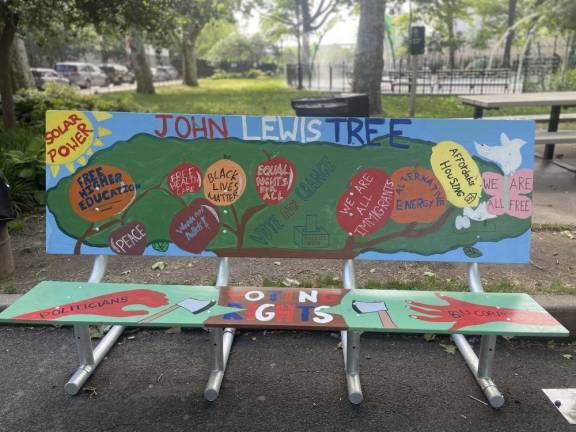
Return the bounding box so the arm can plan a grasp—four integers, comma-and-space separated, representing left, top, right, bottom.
47, 133, 530, 258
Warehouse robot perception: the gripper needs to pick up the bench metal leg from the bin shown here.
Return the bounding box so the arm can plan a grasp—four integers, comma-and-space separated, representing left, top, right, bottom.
204, 257, 235, 401
452, 263, 504, 408
544, 105, 561, 160
452, 334, 504, 408
204, 327, 235, 401
65, 255, 126, 395
341, 259, 364, 404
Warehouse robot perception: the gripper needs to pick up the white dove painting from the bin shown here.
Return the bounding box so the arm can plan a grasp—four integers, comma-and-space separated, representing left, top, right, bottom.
474, 133, 527, 176
455, 202, 497, 230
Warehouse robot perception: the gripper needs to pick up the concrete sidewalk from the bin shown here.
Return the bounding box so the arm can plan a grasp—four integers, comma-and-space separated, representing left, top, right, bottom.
0, 327, 574, 432
532, 144, 576, 225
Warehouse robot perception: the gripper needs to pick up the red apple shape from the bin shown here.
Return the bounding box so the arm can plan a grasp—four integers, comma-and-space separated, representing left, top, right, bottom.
254, 156, 296, 205
108, 221, 148, 255
167, 163, 202, 196
336, 168, 395, 237
170, 198, 221, 253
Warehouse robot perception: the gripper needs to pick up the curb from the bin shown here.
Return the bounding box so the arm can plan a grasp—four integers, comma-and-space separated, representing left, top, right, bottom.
533, 295, 576, 336
0, 294, 20, 313
0, 293, 574, 336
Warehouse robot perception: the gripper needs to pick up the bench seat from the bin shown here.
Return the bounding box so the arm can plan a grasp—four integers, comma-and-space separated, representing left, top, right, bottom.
485, 113, 576, 123
0, 282, 567, 338
456, 113, 576, 123
534, 131, 576, 145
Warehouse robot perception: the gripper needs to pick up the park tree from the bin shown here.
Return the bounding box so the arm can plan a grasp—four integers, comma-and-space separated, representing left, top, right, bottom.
165, 0, 233, 87
503, 0, 518, 67
414, 0, 472, 69
207, 32, 271, 68
0, 0, 72, 129
260, 0, 350, 68
196, 19, 236, 59
10, 35, 34, 90
65, 1, 173, 94
352, 0, 385, 114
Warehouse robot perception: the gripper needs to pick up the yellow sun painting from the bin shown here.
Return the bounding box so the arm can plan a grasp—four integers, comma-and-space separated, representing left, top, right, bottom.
45, 110, 113, 177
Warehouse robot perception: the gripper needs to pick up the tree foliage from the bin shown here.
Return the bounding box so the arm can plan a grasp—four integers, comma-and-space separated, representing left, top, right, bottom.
206, 32, 272, 66
413, 0, 472, 69
259, 0, 350, 66
165, 0, 235, 86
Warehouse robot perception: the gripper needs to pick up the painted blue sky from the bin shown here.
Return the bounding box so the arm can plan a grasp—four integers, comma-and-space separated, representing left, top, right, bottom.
46, 112, 534, 188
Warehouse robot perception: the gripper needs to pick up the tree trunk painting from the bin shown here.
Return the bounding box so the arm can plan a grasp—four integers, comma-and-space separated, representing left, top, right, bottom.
502, 0, 517, 68
352, 0, 385, 114
129, 29, 155, 95
0, 8, 18, 130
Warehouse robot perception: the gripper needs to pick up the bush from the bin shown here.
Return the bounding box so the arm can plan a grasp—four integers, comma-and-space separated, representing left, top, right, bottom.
0, 128, 44, 214
549, 67, 576, 91
210, 69, 269, 80
14, 82, 145, 130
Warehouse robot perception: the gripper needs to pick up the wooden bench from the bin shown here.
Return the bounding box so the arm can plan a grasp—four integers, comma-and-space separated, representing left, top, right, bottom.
484, 113, 576, 123
0, 110, 568, 408
534, 131, 576, 145
458, 113, 576, 123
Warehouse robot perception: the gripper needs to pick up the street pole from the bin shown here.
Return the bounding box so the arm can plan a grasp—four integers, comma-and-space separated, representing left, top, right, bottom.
409, 54, 418, 117
408, 25, 425, 117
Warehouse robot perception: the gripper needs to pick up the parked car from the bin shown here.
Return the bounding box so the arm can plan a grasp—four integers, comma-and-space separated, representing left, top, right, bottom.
150, 67, 169, 82
55, 62, 108, 89
156, 65, 179, 80
99, 64, 134, 85
31, 68, 69, 90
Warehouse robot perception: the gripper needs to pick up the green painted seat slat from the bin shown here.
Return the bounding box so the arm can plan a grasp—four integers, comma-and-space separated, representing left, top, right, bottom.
0, 282, 567, 337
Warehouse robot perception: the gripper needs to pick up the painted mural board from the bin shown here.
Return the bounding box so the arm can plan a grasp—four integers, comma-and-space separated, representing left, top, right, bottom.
45, 111, 535, 262
0, 282, 567, 337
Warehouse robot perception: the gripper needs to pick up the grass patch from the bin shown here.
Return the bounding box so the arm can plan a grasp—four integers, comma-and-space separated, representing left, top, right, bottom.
362, 276, 467, 291
96, 78, 560, 118
2, 285, 18, 294
532, 223, 575, 232
546, 280, 576, 295
7, 219, 25, 233
260, 274, 575, 295
97, 78, 325, 116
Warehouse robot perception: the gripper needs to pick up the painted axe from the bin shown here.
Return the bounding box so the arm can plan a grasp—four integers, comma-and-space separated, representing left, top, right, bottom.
352, 300, 397, 329
138, 298, 215, 324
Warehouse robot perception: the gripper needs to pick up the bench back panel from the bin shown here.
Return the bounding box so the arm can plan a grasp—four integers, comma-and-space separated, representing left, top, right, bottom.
45, 110, 534, 263
0, 282, 566, 337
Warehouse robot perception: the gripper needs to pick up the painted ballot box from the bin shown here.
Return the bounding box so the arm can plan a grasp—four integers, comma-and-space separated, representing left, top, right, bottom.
44, 111, 535, 262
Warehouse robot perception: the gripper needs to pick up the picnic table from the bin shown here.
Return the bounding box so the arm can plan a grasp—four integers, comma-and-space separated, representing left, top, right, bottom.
459, 92, 576, 160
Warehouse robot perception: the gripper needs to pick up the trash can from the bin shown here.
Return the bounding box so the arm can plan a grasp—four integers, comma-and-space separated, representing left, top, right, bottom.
0, 171, 15, 279
291, 93, 370, 117
336, 93, 370, 117
291, 97, 349, 117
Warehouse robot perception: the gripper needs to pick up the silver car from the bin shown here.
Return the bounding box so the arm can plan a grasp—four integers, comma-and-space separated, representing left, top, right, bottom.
55, 62, 108, 89
31, 68, 70, 90
156, 65, 179, 80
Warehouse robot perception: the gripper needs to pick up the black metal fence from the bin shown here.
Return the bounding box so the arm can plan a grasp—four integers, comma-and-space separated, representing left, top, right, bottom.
286, 63, 351, 92
382, 68, 520, 95
286, 63, 523, 95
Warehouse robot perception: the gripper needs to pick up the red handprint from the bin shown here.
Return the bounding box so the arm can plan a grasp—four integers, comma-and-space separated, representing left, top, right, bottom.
14, 289, 169, 321
408, 293, 558, 331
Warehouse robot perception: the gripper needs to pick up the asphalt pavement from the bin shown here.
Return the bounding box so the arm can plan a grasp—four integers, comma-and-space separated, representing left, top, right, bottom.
0, 327, 574, 432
